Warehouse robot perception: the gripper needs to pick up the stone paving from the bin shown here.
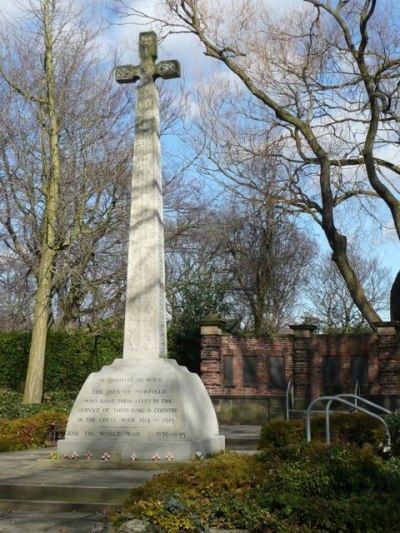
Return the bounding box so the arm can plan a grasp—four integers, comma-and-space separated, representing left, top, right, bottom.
0, 426, 261, 532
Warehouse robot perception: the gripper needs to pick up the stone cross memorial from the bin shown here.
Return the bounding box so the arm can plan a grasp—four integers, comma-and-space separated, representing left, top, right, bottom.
58, 32, 224, 461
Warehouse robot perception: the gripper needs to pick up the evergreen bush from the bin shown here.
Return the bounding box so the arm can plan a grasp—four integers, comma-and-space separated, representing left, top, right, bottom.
0, 328, 123, 393
0, 389, 74, 419
110, 448, 400, 532
386, 410, 400, 456
0, 411, 68, 451
0, 332, 31, 391
259, 414, 385, 451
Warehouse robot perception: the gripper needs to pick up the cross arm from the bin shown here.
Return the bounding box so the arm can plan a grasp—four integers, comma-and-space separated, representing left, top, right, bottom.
156, 60, 181, 80
115, 65, 141, 84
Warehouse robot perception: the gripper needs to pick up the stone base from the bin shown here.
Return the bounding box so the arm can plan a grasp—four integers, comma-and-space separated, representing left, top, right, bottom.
58, 358, 225, 461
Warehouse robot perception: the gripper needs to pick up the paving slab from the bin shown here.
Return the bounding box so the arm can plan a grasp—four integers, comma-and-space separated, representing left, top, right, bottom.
0, 507, 111, 533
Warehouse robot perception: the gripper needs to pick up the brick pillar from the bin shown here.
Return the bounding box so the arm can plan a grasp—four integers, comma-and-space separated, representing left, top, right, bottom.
290, 324, 317, 405
373, 322, 400, 397
200, 313, 226, 395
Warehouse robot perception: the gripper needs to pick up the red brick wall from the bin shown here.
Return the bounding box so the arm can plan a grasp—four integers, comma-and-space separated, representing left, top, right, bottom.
200, 330, 400, 400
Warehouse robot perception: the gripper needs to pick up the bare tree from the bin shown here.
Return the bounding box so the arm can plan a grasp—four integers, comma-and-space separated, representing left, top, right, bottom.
0, 0, 130, 402
217, 200, 315, 333
114, 0, 400, 328
0, 252, 34, 331
305, 252, 391, 333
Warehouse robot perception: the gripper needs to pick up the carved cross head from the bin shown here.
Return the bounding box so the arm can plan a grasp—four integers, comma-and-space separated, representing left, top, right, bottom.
115, 31, 180, 86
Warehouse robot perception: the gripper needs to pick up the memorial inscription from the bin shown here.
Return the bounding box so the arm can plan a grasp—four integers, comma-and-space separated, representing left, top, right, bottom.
65, 373, 183, 440
58, 358, 224, 460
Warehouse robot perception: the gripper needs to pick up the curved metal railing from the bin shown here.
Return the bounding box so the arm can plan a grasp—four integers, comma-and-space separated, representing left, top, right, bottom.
285, 381, 294, 421
325, 394, 391, 444
306, 394, 391, 445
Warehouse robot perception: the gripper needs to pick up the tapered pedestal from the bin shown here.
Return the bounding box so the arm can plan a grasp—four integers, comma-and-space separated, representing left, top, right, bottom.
58, 358, 224, 461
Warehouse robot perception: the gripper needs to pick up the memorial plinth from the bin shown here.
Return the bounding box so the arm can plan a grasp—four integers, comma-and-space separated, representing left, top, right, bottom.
58, 358, 223, 460
57, 32, 224, 461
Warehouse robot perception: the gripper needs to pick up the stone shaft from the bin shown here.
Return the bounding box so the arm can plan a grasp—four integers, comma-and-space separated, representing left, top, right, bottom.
123, 80, 167, 359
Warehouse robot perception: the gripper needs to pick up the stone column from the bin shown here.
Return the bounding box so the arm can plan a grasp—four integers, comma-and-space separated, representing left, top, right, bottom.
373, 322, 400, 403
200, 313, 226, 395
290, 324, 317, 406
114, 32, 180, 359
122, 77, 167, 359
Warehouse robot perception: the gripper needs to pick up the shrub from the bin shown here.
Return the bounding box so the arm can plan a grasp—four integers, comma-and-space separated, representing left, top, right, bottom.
110, 448, 400, 533
0, 327, 123, 393
386, 410, 400, 456
0, 411, 68, 451
313, 412, 385, 447
0, 332, 31, 391
0, 389, 74, 419
259, 413, 384, 451
44, 328, 123, 391
113, 453, 266, 532
259, 419, 304, 449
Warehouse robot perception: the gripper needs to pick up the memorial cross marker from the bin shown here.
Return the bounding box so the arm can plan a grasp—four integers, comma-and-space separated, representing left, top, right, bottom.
57, 32, 224, 461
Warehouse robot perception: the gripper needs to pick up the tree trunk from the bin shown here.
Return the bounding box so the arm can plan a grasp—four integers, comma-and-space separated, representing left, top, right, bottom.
331, 236, 381, 326
23, 246, 55, 403
319, 160, 381, 329
23, 0, 61, 404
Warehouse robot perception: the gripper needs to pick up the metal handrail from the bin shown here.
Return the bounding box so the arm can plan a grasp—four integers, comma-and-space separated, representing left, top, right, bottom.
324, 394, 391, 444
285, 381, 294, 421
354, 380, 360, 408
306, 394, 391, 446
287, 381, 361, 422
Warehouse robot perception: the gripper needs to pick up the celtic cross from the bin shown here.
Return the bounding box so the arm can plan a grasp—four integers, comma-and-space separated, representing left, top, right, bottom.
115, 32, 180, 86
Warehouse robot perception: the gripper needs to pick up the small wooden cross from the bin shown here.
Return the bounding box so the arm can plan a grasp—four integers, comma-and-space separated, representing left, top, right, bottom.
115, 32, 180, 85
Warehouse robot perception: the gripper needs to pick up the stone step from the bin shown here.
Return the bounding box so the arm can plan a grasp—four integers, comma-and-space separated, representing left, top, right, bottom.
225, 437, 259, 450
0, 484, 129, 505
0, 498, 118, 513
0, 433, 260, 529
0, 429, 259, 532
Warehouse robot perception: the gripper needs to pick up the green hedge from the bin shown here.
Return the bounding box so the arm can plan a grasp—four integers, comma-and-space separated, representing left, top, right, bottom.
0, 390, 75, 419
0, 328, 123, 393
0, 331, 31, 391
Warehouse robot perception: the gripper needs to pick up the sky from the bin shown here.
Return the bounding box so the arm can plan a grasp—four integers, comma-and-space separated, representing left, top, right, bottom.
1, 0, 398, 313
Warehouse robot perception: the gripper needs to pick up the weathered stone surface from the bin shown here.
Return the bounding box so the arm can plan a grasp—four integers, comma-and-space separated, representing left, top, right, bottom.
119, 32, 180, 360
115, 519, 150, 533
